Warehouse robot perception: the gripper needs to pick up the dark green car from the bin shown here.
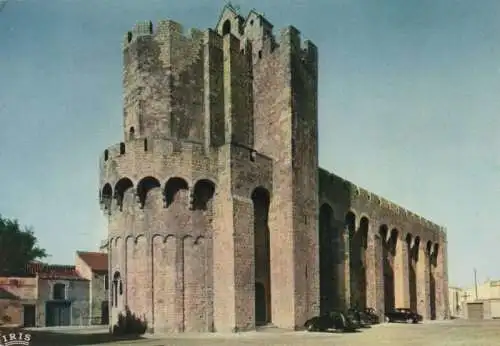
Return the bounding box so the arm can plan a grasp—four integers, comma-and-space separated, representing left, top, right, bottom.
304, 311, 359, 333
346, 308, 372, 328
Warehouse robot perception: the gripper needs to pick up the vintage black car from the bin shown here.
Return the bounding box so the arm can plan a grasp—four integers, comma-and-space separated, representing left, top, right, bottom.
363, 307, 381, 324
304, 311, 358, 332
346, 308, 372, 328
385, 308, 423, 323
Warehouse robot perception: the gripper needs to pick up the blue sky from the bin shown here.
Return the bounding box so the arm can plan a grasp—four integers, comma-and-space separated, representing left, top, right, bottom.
1, 0, 499, 288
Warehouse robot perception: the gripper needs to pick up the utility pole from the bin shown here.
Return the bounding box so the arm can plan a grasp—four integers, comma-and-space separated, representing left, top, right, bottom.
474, 268, 478, 300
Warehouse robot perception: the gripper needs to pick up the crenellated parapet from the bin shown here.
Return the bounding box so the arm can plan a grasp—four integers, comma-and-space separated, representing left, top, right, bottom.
123, 19, 204, 59
100, 137, 212, 166
99, 138, 273, 216
279, 26, 318, 69
99, 138, 218, 198
215, 5, 317, 68
318, 167, 446, 242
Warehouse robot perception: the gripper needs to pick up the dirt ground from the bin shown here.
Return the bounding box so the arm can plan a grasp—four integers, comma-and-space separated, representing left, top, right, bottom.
18, 319, 500, 346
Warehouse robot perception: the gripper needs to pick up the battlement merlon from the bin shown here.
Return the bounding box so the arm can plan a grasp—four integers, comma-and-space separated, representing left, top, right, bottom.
122, 16, 317, 69
277, 26, 318, 68
123, 20, 204, 49
318, 168, 445, 235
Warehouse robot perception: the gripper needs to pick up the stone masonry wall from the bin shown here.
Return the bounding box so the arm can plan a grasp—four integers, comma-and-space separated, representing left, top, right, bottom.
250, 23, 320, 329
102, 138, 273, 332
123, 21, 205, 142
318, 168, 448, 320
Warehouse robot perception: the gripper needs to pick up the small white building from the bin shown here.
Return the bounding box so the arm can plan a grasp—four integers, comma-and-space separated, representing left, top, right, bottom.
450, 279, 500, 320
448, 286, 463, 317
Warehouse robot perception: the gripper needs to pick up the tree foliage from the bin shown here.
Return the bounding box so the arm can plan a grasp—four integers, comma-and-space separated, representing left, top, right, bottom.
0, 215, 47, 275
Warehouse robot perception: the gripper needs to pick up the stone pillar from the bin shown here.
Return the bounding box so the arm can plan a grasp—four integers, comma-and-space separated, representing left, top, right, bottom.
121, 237, 127, 309
393, 235, 410, 309
343, 230, 351, 310
334, 226, 346, 310
232, 196, 255, 330
375, 233, 385, 318
108, 240, 114, 331
435, 240, 448, 320
176, 235, 185, 332
417, 245, 431, 319
442, 239, 450, 319
145, 237, 153, 333
366, 231, 383, 316
213, 189, 255, 332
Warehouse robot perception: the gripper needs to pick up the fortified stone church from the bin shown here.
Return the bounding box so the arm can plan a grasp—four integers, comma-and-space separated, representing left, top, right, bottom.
99, 5, 449, 333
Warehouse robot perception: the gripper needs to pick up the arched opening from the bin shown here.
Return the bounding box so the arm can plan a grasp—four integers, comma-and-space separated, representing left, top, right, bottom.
357, 217, 369, 309
192, 179, 215, 211
252, 187, 271, 326
407, 234, 418, 312
222, 19, 231, 36
428, 241, 437, 319
136, 176, 161, 208
164, 177, 189, 208
413, 236, 421, 262
388, 229, 398, 256
129, 127, 135, 140
379, 224, 394, 312
104, 149, 109, 161
432, 243, 439, 266
119, 142, 125, 155
345, 211, 356, 307
101, 183, 113, 210
112, 271, 122, 307
114, 178, 134, 211
319, 203, 339, 314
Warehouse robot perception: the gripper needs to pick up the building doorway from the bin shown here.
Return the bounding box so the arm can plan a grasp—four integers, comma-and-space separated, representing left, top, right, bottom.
23, 304, 36, 327
101, 300, 109, 325
255, 282, 267, 326
252, 187, 272, 326
45, 301, 71, 326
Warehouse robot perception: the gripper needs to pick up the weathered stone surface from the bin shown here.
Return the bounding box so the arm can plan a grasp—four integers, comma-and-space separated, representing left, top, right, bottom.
98, 5, 449, 334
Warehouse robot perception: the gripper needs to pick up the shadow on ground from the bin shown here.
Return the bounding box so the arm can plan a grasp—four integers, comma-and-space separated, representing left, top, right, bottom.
0, 327, 143, 346
307, 329, 362, 334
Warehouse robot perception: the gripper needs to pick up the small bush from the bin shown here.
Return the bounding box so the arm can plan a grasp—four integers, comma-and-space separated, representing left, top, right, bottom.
112, 306, 147, 336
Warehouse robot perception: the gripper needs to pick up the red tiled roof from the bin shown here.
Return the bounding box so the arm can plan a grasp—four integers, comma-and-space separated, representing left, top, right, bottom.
26, 262, 85, 280
77, 251, 108, 272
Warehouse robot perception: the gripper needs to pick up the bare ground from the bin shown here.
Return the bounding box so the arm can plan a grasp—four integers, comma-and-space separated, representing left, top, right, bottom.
18, 319, 500, 346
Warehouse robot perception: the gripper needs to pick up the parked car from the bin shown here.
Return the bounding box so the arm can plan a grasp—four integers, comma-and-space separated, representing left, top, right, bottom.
363, 308, 381, 324
346, 308, 372, 328
385, 308, 423, 324
304, 311, 359, 332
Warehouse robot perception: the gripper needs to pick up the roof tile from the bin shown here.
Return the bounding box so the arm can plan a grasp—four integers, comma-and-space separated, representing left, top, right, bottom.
77, 251, 108, 272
